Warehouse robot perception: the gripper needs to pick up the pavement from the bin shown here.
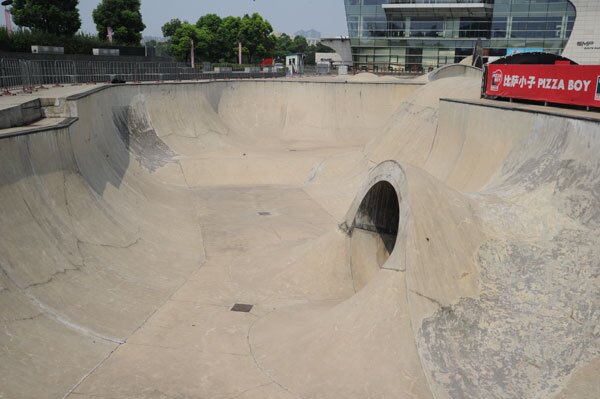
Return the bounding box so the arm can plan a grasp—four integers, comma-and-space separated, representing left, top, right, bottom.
0, 72, 598, 399
0, 83, 107, 107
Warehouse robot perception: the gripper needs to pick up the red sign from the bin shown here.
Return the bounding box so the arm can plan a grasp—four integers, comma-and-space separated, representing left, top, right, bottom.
259, 58, 274, 67
484, 64, 600, 107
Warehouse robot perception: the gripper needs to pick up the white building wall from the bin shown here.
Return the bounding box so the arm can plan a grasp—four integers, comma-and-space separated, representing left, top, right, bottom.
315, 52, 343, 64
562, 0, 600, 64
320, 38, 353, 66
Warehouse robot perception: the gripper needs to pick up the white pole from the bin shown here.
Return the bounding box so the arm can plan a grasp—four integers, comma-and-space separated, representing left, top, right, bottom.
238, 42, 242, 65
191, 39, 195, 69
4, 8, 11, 35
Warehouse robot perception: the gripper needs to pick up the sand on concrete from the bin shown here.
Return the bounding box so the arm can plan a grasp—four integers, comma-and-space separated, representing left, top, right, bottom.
0, 72, 598, 399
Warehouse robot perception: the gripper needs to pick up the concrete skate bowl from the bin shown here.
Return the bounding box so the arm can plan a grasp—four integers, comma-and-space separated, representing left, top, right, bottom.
1, 76, 599, 399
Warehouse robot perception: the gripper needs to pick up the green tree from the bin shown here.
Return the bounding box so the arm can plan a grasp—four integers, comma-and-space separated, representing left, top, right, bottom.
164, 15, 239, 63
162, 12, 277, 64
10, 0, 81, 36
196, 14, 222, 34
92, 0, 146, 45
217, 16, 242, 63
161, 18, 182, 38
292, 35, 309, 54
168, 22, 198, 62
238, 13, 274, 63
196, 14, 222, 61
273, 33, 293, 61
305, 42, 334, 65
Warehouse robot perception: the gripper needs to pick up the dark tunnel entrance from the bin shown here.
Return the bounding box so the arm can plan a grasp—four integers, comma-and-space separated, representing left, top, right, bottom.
354, 181, 399, 253
350, 181, 400, 291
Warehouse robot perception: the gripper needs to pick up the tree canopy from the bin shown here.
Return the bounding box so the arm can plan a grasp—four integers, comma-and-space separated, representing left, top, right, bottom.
238, 13, 274, 63
161, 19, 182, 38
92, 0, 146, 45
11, 0, 81, 36
167, 22, 201, 63
163, 13, 275, 64
161, 12, 332, 65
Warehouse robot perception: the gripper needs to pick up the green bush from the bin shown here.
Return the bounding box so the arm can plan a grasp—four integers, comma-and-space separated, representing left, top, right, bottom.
212, 62, 257, 68
0, 27, 137, 54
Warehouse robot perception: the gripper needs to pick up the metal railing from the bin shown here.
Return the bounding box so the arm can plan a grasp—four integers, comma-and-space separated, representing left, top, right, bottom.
0, 59, 285, 93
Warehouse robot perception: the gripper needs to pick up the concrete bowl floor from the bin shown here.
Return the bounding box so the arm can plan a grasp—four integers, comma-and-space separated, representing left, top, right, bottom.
0, 76, 599, 399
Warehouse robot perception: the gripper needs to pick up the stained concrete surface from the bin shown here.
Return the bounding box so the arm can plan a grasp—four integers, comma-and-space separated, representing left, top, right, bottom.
0, 75, 598, 399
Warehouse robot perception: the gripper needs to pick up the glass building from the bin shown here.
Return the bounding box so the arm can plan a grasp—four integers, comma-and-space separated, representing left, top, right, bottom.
344, 0, 576, 72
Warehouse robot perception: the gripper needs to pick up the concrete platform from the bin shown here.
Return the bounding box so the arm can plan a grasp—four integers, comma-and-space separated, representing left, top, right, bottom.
0, 75, 598, 399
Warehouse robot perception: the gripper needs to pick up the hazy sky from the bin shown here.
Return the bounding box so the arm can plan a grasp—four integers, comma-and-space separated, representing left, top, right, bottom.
77, 0, 348, 38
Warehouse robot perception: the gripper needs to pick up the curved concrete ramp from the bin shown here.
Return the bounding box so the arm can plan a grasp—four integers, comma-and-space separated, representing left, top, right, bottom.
0, 77, 599, 399
427, 64, 482, 81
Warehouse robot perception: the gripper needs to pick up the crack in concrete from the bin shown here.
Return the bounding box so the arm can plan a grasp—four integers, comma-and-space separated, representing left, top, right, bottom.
22, 261, 83, 290
409, 289, 450, 311
2, 313, 44, 323
63, 241, 208, 398
126, 341, 250, 357
60, 155, 143, 255
409, 289, 445, 308
570, 308, 583, 325
19, 189, 140, 290
177, 161, 192, 189
246, 311, 303, 399
93, 237, 141, 250
67, 393, 119, 399
62, 168, 76, 231
62, 347, 121, 399
166, 299, 230, 308
426, 123, 441, 164
17, 196, 86, 288
226, 382, 275, 399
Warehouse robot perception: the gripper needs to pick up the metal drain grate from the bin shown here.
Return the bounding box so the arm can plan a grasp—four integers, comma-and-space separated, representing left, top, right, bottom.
231, 303, 253, 313
257, 211, 271, 216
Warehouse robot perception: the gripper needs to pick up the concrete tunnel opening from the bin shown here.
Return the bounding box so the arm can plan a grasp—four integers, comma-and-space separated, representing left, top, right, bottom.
350, 181, 400, 291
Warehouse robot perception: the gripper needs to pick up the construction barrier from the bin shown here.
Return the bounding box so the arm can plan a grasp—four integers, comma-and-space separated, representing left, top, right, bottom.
0, 59, 285, 93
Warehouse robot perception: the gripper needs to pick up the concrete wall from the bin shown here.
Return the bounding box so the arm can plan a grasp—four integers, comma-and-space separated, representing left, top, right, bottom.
0, 99, 42, 129
320, 38, 353, 66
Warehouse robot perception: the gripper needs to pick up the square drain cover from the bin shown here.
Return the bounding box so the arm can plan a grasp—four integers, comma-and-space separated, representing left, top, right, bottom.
231, 303, 253, 313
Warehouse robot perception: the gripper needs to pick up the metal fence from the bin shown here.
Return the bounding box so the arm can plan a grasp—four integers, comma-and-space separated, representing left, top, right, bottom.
0, 59, 285, 92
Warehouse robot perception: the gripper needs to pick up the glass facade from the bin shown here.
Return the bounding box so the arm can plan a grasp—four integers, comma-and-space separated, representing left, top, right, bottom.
344, 0, 576, 72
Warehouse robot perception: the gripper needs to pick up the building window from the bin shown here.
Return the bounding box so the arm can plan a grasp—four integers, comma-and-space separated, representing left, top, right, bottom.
491, 18, 507, 38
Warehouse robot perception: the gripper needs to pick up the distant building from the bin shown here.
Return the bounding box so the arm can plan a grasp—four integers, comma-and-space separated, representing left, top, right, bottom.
294, 29, 322, 46
295, 29, 321, 39
315, 52, 344, 66
344, 0, 599, 72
